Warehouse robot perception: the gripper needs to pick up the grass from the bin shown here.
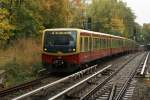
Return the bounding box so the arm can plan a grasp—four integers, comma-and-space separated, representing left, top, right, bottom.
0, 38, 43, 87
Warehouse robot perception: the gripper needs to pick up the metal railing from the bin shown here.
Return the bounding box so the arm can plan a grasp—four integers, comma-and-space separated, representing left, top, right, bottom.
140, 52, 149, 75
12, 64, 103, 100
48, 65, 112, 100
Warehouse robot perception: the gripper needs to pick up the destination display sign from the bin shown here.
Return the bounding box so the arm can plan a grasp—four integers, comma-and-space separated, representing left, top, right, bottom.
50, 31, 73, 35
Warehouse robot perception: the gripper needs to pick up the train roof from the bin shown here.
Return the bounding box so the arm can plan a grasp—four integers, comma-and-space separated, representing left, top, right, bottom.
44, 28, 132, 40
80, 29, 126, 39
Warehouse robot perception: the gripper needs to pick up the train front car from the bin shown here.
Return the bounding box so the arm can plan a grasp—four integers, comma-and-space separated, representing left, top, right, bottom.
42, 29, 80, 73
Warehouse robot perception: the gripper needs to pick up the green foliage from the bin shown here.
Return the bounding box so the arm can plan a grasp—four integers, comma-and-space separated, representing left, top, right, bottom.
0, 0, 149, 45
31, 62, 43, 75
88, 0, 112, 32
4, 0, 73, 38
12, 7, 40, 37
36, 0, 72, 28
141, 23, 150, 44
3, 60, 35, 87
0, 8, 13, 41
0, 7, 14, 47
87, 0, 135, 38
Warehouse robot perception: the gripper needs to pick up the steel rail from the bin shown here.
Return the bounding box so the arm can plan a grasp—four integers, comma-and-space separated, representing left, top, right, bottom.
108, 84, 117, 100
0, 75, 49, 97
48, 65, 112, 100
12, 64, 98, 100
80, 54, 138, 100
114, 52, 147, 100
140, 52, 149, 75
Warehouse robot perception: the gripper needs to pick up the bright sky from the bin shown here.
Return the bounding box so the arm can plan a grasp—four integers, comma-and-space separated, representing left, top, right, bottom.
122, 0, 150, 25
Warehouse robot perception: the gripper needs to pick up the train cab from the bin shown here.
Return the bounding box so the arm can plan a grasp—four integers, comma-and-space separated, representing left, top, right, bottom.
42, 28, 80, 72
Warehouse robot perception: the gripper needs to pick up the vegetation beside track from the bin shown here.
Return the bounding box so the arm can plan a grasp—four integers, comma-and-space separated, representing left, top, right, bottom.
0, 38, 42, 88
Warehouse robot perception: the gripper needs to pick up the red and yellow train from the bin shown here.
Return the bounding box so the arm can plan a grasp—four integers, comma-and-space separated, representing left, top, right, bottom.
42, 28, 138, 72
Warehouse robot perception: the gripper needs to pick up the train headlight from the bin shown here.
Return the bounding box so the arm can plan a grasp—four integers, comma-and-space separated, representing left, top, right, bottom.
44, 48, 47, 51
73, 49, 76, 51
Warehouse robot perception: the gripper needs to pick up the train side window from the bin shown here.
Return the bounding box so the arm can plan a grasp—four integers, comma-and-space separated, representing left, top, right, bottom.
95, 38, 97, 50
120, 40, 123, 47
115, 39, 117, 48
103, 39, 105, 49
84, 37, 89, 52
96, 38, 99, 50
104, 39, 107, 49
115, 40, 117, 47
110, 38, 112, 48
94, 37, 98, 50
100, 39, 103, 49
105, 38, 107, 48
91, 37, 94, 51
112, 39, 115, 48
116, 40, 118, 47
98, 37, 101, 50
102, 38, 105, 49
99, 38, 101, 49
109, 39, 111, 48
94, 38, 96, 50
107, 38, 109, 48
102, 39, 104, 49
112, 39, 114, 48
118, 39, 120, 47
80, 37, 84, 52
113, 39, 115, 48
89, 37, 92, 51
80, 37, 82, 51
111, 39, 113, 48
88, 37, 90, 51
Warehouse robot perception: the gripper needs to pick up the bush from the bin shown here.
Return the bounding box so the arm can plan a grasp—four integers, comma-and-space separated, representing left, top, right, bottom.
4, 60, 35, 87
31, 62, 43, 76
0, 38, 42, 87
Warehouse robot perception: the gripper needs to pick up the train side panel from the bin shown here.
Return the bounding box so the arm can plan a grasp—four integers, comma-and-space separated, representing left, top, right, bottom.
79, 31, 111, 64
41, 28, 138, 73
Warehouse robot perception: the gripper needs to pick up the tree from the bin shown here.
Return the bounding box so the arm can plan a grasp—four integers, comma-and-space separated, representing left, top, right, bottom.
0, 0, 14, 42
142, 23, 150, 44
87, 0, 135, 38
35, 0, 72, 28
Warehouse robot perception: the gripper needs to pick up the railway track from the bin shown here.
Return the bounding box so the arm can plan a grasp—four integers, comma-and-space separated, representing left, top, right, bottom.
11, 52, 141, 100
0, 75, 47, 97
67, 53, 145, 100
85, 52, 147, 100
130, 51, 150, 100
0, 53, 134, 99
0, 72, 63, 99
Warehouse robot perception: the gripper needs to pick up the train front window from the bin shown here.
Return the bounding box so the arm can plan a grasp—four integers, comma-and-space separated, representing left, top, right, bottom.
43, 31, 77, 53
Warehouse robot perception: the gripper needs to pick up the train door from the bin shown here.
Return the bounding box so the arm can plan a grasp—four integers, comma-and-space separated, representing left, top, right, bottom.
105, 37, 108, 56
107, 37, 111, 56
89, 34, 92, 61
110, 37, 112, 55
80, 34, 91, 63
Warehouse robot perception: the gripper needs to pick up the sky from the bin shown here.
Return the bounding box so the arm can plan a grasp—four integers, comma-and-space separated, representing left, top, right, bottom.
122, 0, 150, 25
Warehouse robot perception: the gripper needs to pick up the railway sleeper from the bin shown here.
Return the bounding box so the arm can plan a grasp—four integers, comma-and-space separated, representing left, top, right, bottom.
101, 69, 112, 75
87, 81, 99, 85
0, 70, 5, 89
65, 94, 81, 100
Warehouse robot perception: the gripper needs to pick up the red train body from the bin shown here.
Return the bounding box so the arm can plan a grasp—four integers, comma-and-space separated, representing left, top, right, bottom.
42, 28, 137, 72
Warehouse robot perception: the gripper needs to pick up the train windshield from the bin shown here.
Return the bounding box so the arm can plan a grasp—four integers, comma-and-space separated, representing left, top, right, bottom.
43, 31, 77, 53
